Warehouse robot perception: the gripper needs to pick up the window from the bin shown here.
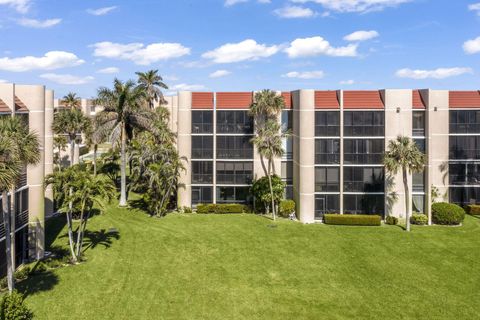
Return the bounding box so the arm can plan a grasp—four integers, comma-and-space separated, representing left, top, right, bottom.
412, 195, 425, 213
315, 111, 340, 136
450, 187, 480, 206
413, 111, 425, 136
450, 110, 480, 134
315, 139, 340, 164
315, 167, 340, 192
217, 136, 253, 159
284, 186, 293, 200
344, 139, 384, 164
449, 162, 480, 185
412, 172, 425, 192
281, 161, 293, 184
344, 194, 384, 215
192, 136, 213, 159
283, 137, 293, 160
344, 111, 384, 136
414, 138, 426, 153
344, 167, 384, 192
192, 161, 213, 184
216, 161, 253, 184
192, 186, 213, 205
282, 110, 292, 132
216, 186, 250, 203
217, 111, 253, 134
192, 111, 213, 134
14, 189, 28, 228
449, 136, 480, 160
315, 194, 340, 219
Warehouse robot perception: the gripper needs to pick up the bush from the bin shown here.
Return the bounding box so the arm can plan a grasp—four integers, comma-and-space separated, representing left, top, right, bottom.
324, 214, 381, 226
278, 200, 295, 218
385, 216, 398, 225
410, 213, 428, 225
0, 278, 6, 292
0, 290, 33, 320
465, 204, 480, 216
196, 204, 248, 214
432, 202, 465, 225
14, 266, 30, 281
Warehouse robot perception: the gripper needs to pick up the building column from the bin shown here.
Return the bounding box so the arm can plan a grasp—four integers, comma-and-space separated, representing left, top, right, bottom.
44, 90, 54, 217
339, 90, 344, 214
177, 91, 192, 208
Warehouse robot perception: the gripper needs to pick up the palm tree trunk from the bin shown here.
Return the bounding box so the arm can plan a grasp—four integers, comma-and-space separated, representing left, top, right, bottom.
77, 211, 90, 259
70, 139, 75, 167
66, 192, 77, 262
267, 159, 275, 221
403, 168, 411, 232
93, 144, 98, 176
119, 123, 127, 207
75, 199, 87, 258
259, 154, 268, 177
9, 187, 16, 273
159, 180, 174, 217
2, 191, 14, 292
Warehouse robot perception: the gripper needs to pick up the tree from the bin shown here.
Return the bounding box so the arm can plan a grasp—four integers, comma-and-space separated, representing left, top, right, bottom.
53, 135, 68, 170
95, 79, 153, 206
136, 70, 168, 109
85, 118, 106, 176
61, 92, 81, 109
0, 117, 40, 293
384, 136, 426, 231
250, 175, 285, 214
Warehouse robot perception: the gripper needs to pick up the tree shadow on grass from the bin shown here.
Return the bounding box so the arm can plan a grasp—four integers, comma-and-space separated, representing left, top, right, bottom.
45, 215, 67, 248
17, 271, 59, 298
82, 229, 120, 253
128, 198, 149, 214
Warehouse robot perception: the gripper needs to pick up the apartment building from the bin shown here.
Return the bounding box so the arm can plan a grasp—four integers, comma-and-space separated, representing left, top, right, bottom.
0, 83, 54, 276
163, 89, 480, 223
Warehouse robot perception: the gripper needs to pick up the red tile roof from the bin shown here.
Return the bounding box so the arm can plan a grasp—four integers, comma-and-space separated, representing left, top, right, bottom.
0, 98, 11, 113
281, 92, 292, 109
216, 92, 253, 109
412, 90, 426, 109
192, 92, 214, 109
343, 91, 384, 109
315, 91, 339, 109
14, 96, 28, 112
449, 91, 480, 108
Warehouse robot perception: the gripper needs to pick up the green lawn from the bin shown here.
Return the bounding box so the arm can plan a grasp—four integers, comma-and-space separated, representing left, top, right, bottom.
20, 206, 480, 319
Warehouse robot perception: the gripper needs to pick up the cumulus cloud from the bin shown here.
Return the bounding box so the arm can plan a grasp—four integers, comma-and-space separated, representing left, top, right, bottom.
340, 79, 355, 85
468, 3, 480, 15
91, 41, 191, 65
202, 39, 279, 63
344, 30, 379, 42
40, 73, 94, 85
209, 70, 231, 78
87, 6, 117, 16
0, 51, 84, 72
284, 36, 358, 58
97, 67, 119, 74
170, 83, 207, 91
290, 0, 412, 13
395, 67, 473, 79
17, 18, 61, 28
274, 5, 317, 18
0, 0, 31, 13
463, 36, 480, 54
282, 70, 325, 79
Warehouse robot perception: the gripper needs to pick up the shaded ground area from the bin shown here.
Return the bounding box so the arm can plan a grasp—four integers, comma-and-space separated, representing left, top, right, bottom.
23, 206, 480, 319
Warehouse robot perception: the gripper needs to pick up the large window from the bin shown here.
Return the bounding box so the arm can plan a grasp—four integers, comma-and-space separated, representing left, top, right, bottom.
449, 162, 480, 185
344, 167, 384, 192
192, 111, 213, 134
315, 167, 340, 192
192, 186, 213, 205
449, 136, 480, 160
217, 111, 253, 134
344, 194, 384, 215
192, 136, 213, 159
344, 111, 384, 137
315, 111, 340, 137
192, 161, 213, 184
412, 172, 425, 192
450, 110, 480, 134
412, 195, 425, 213
283, 137, 293, 160
315, 139, 340, 164
217, 136, 253, 159
450, 187, 480, 206
281, 161, 293, 184
344, 139, 384, 164
216, 186, 249, 203
315, 194, 340, 219
14, 189, 28, 228
414, 138, 426, 153
216, 161, 253, 184
413, 111, 425, 136
282, 110, 292, 132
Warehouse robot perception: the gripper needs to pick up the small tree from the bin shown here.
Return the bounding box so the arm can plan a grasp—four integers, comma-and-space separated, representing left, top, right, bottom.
384, 136, 426, 232
250, 175, 285, 214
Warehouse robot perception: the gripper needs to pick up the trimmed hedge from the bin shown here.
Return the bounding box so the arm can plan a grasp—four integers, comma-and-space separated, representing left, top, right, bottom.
324, 214, 381, 226
279, 200, 295, 218
385, 216, 398, 225
196, 204, 249, 214
465, 204, 480, 216
410, 213, 428, 225
432, 202, 465, 225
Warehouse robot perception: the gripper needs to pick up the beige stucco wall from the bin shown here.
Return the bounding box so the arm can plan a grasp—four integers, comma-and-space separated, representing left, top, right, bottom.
177, 91, 192, 207
44, 90, 54, 217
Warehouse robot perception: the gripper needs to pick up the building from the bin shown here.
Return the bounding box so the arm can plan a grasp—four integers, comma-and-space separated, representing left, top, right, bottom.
162, 89, 480, 223
0, 83, 54, 276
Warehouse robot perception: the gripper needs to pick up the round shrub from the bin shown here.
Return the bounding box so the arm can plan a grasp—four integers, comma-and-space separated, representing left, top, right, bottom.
410, 213, 428, 225
278, 200, 295, 218
0, 290, 33, 320
385, 216, 398, 225
432, 202, 465, 225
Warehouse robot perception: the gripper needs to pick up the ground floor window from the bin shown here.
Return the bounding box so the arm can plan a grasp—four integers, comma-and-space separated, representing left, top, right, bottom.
412, 194, 425, 213
344, 194, 384, 216
284, 185, 293, 200
192, 186, 213, 206
0, 225, 28, 278
315, 194, 340, 219
216, 186, 250, 204
450, 186, 480, 206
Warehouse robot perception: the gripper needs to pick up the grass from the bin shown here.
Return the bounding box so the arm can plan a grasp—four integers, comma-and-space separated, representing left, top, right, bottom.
18, 206, 480, 319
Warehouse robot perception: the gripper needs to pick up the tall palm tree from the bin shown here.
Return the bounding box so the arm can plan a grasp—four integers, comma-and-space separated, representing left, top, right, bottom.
62, 92, 81, 109
0, 117, 40, 293
85, 119, 105, 176
136, 70, 168, 109
384, 136, 426, 232
95, 79, 152, 206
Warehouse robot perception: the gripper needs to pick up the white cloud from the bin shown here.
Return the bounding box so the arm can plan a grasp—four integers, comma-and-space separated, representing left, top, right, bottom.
395, 67, 473, 79
274, 5, 317, 18
202, 39, 279, 63
282, 70, 325, 79
463, 36, 480, 54
40, 73, 94, 85
340, 79, 355, 85
87, 6, 117, 16
0, 79, 7, 83
0, 0, 31, 13
0, 51, 84, 72
209, 70, 231, 78
344, 30, 379, 42
468, 3, 480, 15
96, 67, 119, 74
91, 41, 191, 65
170, 83, 207, 91
284, 36, 358, 58
163, 75, 179, 81
17, 18, 61, 28
224, 0, 270, 6
290, 0, 412, 13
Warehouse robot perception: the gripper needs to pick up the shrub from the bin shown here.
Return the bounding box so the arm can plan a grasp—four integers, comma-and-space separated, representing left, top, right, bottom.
0, 290, 33, 320
465, 204, 480, 216
182, 206, 192, 214
14, 266, 30, 281
278, 200, 295, 218
410, 213, 428, 225
0, 278, 6, 292
196, 204, 248, 214
324, 214, 381, 226
385, 216, 398, 225
250, 175, 285, 213
432, 202, 465, 225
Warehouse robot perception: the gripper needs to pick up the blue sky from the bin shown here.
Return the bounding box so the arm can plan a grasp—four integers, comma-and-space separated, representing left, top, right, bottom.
0, 0, 479, 98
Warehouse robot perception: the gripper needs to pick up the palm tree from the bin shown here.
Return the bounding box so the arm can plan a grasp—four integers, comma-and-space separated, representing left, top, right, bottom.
384, 136, 426, 232
62, 92, 81, 109
95, 79, 152, 206
85, 119, 105, 176
136, 70, 168, 109
53, 135, 68, 170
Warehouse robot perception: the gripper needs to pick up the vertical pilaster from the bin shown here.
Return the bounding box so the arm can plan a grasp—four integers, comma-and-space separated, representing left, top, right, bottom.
44, 90, 54, 217
339, 90, 344, 214
177, 91, 192, 207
